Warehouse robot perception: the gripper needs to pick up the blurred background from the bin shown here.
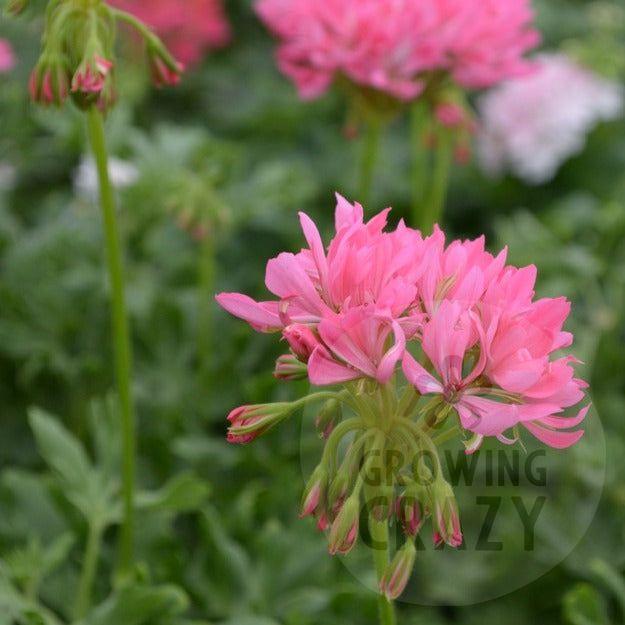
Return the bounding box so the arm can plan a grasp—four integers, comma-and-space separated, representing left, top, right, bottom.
0, 0, 624, 623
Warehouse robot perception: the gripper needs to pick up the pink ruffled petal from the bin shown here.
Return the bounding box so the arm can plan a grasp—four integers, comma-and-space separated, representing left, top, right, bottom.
308, 346, 361, 386
522, 421, 584, 449
215, 293, 282, 332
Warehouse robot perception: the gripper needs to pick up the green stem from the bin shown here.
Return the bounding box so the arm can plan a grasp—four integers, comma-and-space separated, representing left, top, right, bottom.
419, 127, 453, 234
198, 233, 215, 389
410, 100, 430, 228
74, 521, 103, 619
368, 514, 397, 625
86, 106, 136, 576
358, 117, 382, 207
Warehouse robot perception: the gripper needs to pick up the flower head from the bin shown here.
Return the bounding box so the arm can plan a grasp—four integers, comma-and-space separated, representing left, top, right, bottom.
477, 54, 624, 184
256, 0, 539, 102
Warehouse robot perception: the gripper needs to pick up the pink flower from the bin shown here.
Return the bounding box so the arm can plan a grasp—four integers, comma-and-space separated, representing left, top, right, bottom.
110, 0, 231, 66
71, 55, 114, 94
255, 0, 539, 101
0, 39, 15, 74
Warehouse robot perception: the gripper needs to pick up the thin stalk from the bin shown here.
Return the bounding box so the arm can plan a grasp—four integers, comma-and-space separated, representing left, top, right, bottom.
86, 106, 136, 576
198, 232, 215, 388
358, 117, 382, 207
73, 521, 103, 619
419, 127, 453, 234
410, 100, 430, 228
369, 514, 397, 625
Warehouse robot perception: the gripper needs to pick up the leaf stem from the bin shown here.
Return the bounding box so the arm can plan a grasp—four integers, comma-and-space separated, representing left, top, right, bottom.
419, 126, 453, 234
74, 520, 103, 619
358, 116, 382, 207
86, 105, 136, 577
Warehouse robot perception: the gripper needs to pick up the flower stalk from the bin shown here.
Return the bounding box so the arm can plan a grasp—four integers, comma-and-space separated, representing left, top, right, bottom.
86, 105, 137, 576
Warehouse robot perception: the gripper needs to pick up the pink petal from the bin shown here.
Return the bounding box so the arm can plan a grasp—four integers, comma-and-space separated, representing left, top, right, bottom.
402, 352, 443, 395
522, 421, 584, 449
215, 293, 281, 332
308, 346, 361, 385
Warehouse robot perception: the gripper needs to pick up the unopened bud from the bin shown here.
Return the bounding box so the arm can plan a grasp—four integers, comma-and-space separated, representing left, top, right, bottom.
369, 483, 394, 522
274, 354, 308, 381
395, 485, 426, 537
300, 464, 327, 518
315, 398, 342, 439
431, 480, 462, 548
29, 55, 70, 107
380, 540, 417, 600
327, 471, 351, 515
147, 40, 183, 87
6, 0, 27, 15
283, 324, 320, 363
226, 402, 292, 444
328, 496, 360, 555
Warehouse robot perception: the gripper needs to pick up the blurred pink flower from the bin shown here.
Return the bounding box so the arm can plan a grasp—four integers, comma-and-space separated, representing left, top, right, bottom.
111, 0, 231, 66
0, 39, 15, 73
255, 0, 539, 100
477, 54, 624, 184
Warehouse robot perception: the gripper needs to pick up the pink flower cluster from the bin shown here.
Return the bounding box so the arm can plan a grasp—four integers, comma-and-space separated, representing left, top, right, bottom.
217, 195, 588, 452
110, 0, 231, 66
255, 0, 540, 101
0, 39, 15, 74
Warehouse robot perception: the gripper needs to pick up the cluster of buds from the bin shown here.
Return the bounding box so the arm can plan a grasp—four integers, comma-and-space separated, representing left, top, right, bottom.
20, 0, 183, 112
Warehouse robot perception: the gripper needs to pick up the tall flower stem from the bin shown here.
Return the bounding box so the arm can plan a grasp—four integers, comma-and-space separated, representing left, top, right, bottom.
74, 520, 103, 619
369, 514, 397, 625
359, 116, 382, 207
86, 105, 136, 576
410, 100, 430, 228
198, 232, 215, 389
419, 127, 453, 234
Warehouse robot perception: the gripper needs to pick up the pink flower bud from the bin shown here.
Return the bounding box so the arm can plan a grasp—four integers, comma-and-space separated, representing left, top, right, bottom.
0, 39, 15, 73
300, 464, 327, 518
314, 398, 342, 439
431, 481, 463, 548
29, 59, 70, 107
226, 402, 291, 444
72, 55, 113, 94
395, 488, 425, 537
328, 496, 360, 555
435, 103, 465, 128
273, 354, 308, 381
150, 54, 184, 88
282, 324, 319, 362
380, 540, 416, 601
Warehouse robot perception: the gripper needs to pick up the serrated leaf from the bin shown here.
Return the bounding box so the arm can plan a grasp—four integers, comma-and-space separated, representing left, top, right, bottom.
136, 472, 210, 514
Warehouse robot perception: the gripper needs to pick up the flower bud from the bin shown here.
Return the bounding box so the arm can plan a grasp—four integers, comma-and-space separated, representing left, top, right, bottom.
283, 324, 320, 362
327, 470, 351, 515
380, 540, 417, 601
273, 354, 308, 381
395, 485, 426, 537
300, 464, 327, 518
29, 55, 70, 107
328, 496, 360, 555
369, 482, 394, 522
71, 54, 114, 96
147, 40, 183, 88
6, 0, 27, 15
430, 480, 462, 548
315, 398, 342, 439
226, 402, 292, 444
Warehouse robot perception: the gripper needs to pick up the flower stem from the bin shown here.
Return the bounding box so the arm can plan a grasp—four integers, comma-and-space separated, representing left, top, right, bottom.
74, 521, 103, 619
419, 127, 453, 234
198, 232, 215, 389
410, 100, 430, 228
86, 105, 136, 577
369, 514, 397, 625
359, 117, 382, 207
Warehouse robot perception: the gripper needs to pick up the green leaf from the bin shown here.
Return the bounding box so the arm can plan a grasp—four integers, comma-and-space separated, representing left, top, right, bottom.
563, 583, 610, 625
80, 584, 189, 625
136, 472, 210, 515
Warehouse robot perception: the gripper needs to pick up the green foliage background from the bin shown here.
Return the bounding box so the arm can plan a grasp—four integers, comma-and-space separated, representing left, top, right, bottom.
0, 0, 624, 623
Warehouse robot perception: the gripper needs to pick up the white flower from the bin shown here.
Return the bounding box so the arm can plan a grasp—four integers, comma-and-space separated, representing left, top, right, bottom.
74, 156, 140, 199
477, 54, 624, 184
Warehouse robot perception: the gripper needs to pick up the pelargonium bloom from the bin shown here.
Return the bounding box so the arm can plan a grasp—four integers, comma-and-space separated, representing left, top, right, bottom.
477, 53, 624, 184
217, 194, 588, 453
255, 0, 539, 101
110, 0, 231, 66
0, 39, 15, 74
